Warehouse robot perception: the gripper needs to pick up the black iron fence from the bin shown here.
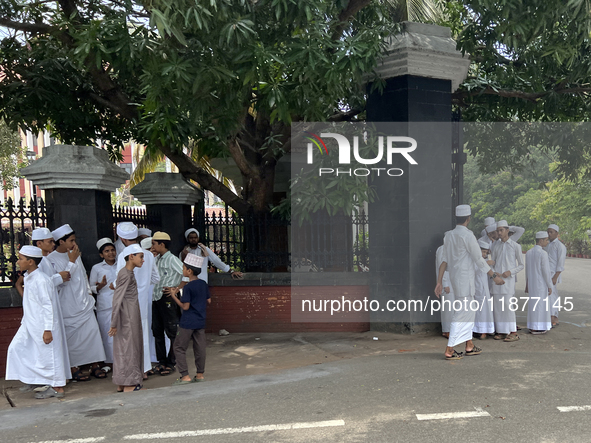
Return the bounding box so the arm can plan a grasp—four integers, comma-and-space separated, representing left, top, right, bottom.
112, 205, 152, 228
0, 198, 47, 288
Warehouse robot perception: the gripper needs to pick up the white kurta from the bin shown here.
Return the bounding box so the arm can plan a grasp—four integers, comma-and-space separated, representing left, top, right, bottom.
473, 264, 495, 334
114, 238, 125, 257
441, 226, 491, 347
525, 245, 552, 331
436, 245, 454, 333
116, 248, 160, 372
545, 239, 566, 317
6, 269, 71, 386
491, 238, 524, 334
89, 260, 118, 363
46, 251, 106, 366
39, 257, 64, 288
181, 246, 230, 283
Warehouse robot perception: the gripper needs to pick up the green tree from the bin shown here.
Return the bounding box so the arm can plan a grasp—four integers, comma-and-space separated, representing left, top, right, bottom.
0, 119, 24, 191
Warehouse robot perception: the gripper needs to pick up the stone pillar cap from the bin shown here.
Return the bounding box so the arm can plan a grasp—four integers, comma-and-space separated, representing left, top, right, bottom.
131, 172, 202, 205
21, 144, 129, 192
370, 21, 470, 91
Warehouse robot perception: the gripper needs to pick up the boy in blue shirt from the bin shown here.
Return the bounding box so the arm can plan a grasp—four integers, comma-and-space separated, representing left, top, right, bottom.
170, 254, 211, 385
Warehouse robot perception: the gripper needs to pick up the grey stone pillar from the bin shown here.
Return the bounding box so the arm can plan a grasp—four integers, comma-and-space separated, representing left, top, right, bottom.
366, 22, 470, 333
131, 173, 203, 255
21, 145, 129, 271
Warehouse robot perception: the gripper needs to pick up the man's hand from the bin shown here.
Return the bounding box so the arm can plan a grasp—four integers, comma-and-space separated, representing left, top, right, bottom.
163, 287, 179, 297
231, 271, 243, 280
59, 271, 71, 282
444, 286, 450, 294
15, 275, 24, 297
548, 287, 553, 295
96, 275, 107, 291
552, 276, 558, 285
109, 282, 115, 290
108, 327, 117, 337
68, 244, 81, 263
198, 243, 209, 257
434, 283, 442, 298
493, 276, 505, 285
43, 330, 53, 344
502, 271, 511, 278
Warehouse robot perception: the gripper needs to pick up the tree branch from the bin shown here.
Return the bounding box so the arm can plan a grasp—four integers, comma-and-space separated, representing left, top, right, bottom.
331, 0, 372, 40
0, 18, 55, 34
453, 85, 591, 103
228, 138, 259, 177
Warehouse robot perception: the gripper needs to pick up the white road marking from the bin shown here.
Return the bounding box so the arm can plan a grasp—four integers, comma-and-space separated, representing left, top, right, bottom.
123, 419, 345, 440
36, 438, 106, 443
558, 405, 591, 412
416, 407, 491, 421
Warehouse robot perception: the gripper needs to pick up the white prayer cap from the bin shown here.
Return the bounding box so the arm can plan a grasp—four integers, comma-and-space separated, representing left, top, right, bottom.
484, 217, 496, 226
138, 228, 152, 237
478, 238, 491, 249
117, 222, 138, 240
496, 220, 509, 228
455, 205, 471, 216
548, 224, 559, 232
185, 228, 199, 239
485, 223, 497, 233
19, 245, 43, 258
536, 231, 549, 239
32, 227, 52, 241
184, 253, 204, 268
51, 224, 73, 241
140, 237, 153, 250
96, 238, 114, 251
122, 243, 143, 258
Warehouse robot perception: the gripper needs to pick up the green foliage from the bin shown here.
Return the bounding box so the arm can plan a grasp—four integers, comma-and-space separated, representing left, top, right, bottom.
0, 119, 24, 190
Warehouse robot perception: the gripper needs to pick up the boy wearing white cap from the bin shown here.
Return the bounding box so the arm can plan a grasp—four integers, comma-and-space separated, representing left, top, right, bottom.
491, 220, 524, 341
169, 254, 211, 384
47, 224, 107, 381
525, 232, 553, 334
180, 228, 243, 283
89, 238, 118, 364
435, 205, 504, 360
545, 224, 566, 326
5, 246, 71, 399
114, 222, 138, 256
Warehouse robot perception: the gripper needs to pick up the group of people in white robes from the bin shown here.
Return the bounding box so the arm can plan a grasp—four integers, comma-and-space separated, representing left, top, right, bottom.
435, 205, 567, 360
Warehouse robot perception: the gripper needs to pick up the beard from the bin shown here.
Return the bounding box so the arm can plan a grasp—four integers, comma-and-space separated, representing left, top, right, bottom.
188, 240, 199, 248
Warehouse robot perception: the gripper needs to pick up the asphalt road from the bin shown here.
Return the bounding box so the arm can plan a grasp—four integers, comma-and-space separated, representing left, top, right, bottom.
1, 257, 590, 443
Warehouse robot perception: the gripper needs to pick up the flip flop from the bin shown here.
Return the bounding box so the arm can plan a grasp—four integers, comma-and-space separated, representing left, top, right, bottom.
465, 346, 482, 356
193, 376, 205, 382
34, 387, 64, 399
445, 350, 463, 360
504, 334, 520, 342
173, 378, 196, 386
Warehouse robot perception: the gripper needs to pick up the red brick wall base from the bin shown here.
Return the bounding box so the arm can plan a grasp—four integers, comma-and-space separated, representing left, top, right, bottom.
0, 307, 22, 377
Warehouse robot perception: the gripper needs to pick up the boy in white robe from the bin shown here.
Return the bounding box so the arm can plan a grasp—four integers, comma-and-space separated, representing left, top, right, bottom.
491, 220, 524, 342
473, 239, 495, 338
545, 224, 566, 326
526, 231, 553, 334
47, 224, 107, 381
89, 238, 118, 364
6, 246, 71, 399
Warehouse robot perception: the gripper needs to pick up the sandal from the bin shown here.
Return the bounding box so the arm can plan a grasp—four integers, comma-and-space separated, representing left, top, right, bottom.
91, 366, 108, 379
133, 384, 143, 391
72, 369, 90, 382
493, 334, 506, 340
504, 334, 520, 342
173, 378, 196, 385
445, 350, 463, 360
152, 364, 172, 376
466, 346, 482, 356
146, 368, 156, 376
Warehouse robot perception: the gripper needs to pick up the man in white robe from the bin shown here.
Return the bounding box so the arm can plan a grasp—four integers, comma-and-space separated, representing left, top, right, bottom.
46, 224, 106, 381
473, 238, 495, 338
6, 246, 71, 399
545, 224, 566, 326
436, 244, 454, 338
491, 220, 524, 341
526, 231, 553, 334
89, 238, 118, 364
115, 224, 160, 374
435, 205, 503, 360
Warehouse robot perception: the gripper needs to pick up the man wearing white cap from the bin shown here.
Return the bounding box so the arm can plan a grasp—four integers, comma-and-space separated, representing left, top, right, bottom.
435, 205, 504, 360
138, 228, 152, 240
6, 246, 71, 399
435, 244, 454, 338
474, 238, 495, 339
47, 224, 107, 381
180, 228, 243, 283
115, 222, 138, 256
525, 232, 553, 334
115, 223, 160, 376
89, 238, 118, 364
491, 220, 524, 341
545, 224, 566, 326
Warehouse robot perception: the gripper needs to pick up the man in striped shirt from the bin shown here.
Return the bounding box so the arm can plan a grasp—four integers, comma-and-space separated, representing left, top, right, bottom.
151, 231, 186, 375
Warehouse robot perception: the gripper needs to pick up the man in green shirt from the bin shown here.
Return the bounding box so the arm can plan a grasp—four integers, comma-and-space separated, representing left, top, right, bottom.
151, 231, 186, 375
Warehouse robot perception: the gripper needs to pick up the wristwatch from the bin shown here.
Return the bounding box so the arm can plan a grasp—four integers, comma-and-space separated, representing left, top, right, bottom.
492, 273, 498, 278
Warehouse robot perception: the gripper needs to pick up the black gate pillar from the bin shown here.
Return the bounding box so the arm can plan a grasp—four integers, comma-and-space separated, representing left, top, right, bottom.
21, 144, 129, 270
366, 22, 470, 333
131, 173, 203, 255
